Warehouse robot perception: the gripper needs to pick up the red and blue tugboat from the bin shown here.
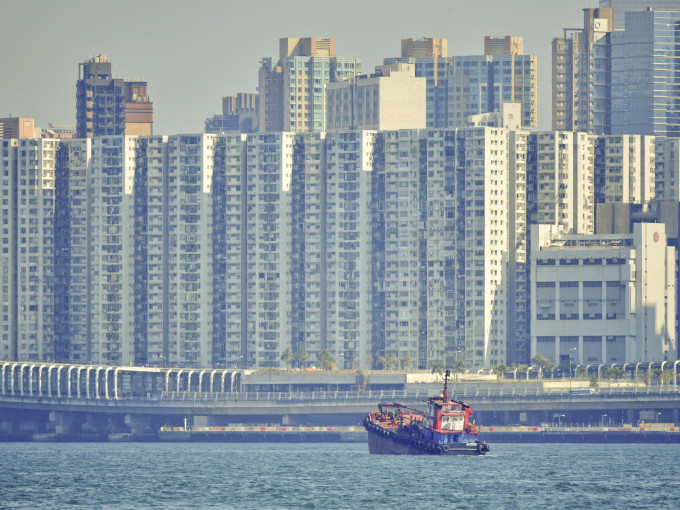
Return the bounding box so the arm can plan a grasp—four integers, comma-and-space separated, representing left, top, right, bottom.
364, 370, 490, 455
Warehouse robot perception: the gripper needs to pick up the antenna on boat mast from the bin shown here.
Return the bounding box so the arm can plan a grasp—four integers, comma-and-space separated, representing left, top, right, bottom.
443, 369, 450, 400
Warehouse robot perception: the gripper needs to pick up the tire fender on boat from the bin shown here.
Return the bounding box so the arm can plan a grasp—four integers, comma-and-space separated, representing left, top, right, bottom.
477, 443, 484, 454
442, 444, 449, 452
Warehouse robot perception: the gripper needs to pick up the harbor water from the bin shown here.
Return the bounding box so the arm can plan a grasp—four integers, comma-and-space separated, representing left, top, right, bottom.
1, 442, 679, 509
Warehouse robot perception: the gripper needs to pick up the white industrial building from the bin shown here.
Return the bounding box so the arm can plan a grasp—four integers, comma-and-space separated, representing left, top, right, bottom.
531, 223, 677, 364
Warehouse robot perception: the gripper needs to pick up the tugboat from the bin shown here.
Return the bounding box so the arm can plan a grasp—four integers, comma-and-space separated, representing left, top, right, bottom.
363, 370, 490, 455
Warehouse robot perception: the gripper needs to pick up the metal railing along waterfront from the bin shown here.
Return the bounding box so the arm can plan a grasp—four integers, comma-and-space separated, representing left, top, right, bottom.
153, 385, 680, 404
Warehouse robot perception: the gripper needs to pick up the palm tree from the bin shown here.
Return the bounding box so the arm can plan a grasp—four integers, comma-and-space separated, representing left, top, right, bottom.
431, 361, 445, 376
451, 359, 465, 382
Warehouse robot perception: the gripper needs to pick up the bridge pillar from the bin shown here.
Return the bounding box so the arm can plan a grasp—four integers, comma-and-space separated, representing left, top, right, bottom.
49, 411, 76, 434
673, 409, 679, 426
194, 415, 223, 427
124, 414, 153, 434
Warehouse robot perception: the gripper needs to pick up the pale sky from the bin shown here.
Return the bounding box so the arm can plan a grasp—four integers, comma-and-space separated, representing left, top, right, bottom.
0, 0, 596, 134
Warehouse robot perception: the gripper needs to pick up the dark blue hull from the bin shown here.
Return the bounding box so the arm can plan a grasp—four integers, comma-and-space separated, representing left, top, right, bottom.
366, 423, 489, 455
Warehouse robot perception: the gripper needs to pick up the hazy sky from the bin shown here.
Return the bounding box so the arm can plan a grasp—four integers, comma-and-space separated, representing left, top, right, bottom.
0, 0, 597, 134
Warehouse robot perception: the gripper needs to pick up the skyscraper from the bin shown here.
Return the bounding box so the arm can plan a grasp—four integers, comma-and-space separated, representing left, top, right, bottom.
76, 55, 153, 138
599, 0, 680, 29
258, 38, 360, 133
611, 9, 680, 137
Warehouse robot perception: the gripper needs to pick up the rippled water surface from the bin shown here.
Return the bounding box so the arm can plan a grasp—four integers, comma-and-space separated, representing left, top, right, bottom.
1, 442, 679, 509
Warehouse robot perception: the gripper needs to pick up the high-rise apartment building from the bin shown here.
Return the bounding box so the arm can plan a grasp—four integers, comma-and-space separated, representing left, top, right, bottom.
0, 139, 61, 361
552, 8, 615, 134
324, 131, 376, 369
0, 118, 35, 139
384, 38, 451, 129
205, 93, 259, 134
76, 55, 153, 138
527, 131, 596, 235
1, 128, 674, 369
401, 37, 447, 59
89, 136, 138, 364
258, 38, 360, 133
594, 135, 656, 205
385, 36, 538, 129
326, 63, 426, 131
484, 36, 524, 56
654, 138, 680, 202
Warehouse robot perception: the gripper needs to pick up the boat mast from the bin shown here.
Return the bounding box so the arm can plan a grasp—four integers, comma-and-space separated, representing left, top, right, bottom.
443, 369, 450, 401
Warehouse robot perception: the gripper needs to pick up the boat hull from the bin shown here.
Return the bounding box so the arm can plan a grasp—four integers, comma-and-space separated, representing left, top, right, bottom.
366, 428, 487, 455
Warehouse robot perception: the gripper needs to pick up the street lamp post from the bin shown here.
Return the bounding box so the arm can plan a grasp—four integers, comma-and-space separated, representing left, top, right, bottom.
601, 414, 607, 426
569, 347, 577, 392
558, 414, 566, 427
657, 412, 661, 423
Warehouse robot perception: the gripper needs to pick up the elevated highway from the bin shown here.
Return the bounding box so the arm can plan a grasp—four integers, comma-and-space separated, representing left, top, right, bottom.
1, 361, 679, 434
